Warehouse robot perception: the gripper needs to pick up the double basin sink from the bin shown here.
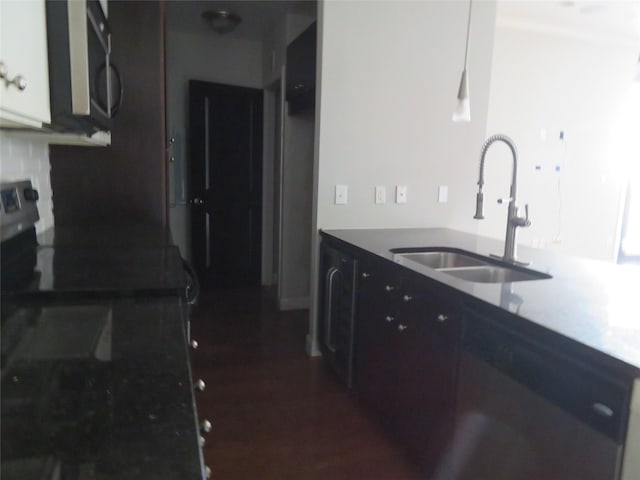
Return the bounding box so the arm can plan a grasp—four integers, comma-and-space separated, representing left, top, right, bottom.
391, 247, 552, 284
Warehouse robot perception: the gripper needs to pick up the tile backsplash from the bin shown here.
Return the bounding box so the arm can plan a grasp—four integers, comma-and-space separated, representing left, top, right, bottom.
0, 131, 54, 233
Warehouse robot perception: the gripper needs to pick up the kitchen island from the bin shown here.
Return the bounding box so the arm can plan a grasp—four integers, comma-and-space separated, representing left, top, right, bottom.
319, 228, 640, 480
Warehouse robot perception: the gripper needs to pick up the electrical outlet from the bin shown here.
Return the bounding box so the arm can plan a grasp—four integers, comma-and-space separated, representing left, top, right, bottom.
375, 186, 386, 204
335, 184, 348, 205
396, 186, 407, 204
438, 185, 448, 203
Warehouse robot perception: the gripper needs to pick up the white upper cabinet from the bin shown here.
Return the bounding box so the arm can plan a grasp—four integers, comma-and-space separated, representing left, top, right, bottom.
0, 0, 51, 128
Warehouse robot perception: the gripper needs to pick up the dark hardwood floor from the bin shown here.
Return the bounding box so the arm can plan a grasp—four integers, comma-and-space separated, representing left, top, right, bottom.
190, 287, 424, 479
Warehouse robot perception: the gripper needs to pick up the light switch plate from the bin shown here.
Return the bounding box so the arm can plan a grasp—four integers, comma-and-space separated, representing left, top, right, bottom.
335, 184, 348, 204
375, 186, 386, 204
438, 185, 448, 203
396, 185, 407, 204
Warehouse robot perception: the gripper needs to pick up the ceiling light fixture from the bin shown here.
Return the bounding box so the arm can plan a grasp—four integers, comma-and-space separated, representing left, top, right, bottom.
202, 10, 242, 34
453, 0, 473, 122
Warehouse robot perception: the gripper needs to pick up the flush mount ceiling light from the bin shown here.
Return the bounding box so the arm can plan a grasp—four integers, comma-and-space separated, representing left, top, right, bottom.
202, 10, 242, 34
453, 0, 473, 122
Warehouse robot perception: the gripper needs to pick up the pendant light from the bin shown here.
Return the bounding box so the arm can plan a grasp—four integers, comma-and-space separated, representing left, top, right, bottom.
453, 0, 473, 122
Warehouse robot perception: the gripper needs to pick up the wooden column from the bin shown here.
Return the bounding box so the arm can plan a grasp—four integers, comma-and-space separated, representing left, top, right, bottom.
50, 1, 167, 227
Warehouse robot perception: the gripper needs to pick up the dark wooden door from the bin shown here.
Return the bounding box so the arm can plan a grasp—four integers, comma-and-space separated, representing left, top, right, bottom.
189, 81, 263, 288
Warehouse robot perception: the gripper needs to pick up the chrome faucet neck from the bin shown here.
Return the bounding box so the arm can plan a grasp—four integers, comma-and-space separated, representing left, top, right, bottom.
474, 134, 530, 265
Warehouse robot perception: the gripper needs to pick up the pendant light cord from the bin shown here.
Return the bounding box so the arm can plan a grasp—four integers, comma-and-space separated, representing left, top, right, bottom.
463, 0, 473, 68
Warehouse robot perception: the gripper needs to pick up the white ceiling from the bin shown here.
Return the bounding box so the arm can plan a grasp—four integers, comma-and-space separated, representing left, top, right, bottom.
497, 0, 640, 45
167, 0, 317, 40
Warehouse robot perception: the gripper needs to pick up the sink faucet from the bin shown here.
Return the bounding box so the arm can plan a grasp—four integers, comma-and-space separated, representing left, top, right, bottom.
473, 134, 531, 265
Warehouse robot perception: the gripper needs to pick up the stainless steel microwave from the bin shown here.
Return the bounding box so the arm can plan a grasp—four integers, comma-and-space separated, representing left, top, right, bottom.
45, 0, 122, 134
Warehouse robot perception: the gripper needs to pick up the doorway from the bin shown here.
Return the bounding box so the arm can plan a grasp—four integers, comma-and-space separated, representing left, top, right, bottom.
189, 80, 263, 288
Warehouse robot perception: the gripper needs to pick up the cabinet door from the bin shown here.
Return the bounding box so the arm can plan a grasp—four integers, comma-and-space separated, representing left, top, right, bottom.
0, 0, 51, 127
356, 260, 401, 425
395, 286, 459, 473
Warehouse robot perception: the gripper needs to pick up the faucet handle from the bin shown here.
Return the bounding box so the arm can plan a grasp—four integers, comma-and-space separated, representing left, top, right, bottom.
513, 204, 531, 227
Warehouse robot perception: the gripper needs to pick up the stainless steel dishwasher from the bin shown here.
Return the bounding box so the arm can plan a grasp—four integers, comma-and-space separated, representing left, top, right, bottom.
433, 307, 631, 480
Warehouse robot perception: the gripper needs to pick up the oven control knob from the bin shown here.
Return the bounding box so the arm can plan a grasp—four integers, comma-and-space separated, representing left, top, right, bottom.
201, 419, 213, 433
195, 379, 206, 392
190, 339, 199, 350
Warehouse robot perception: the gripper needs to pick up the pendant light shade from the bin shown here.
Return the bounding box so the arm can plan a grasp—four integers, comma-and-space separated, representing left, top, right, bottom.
452, 69, 470, 122
453, 0, 473, 122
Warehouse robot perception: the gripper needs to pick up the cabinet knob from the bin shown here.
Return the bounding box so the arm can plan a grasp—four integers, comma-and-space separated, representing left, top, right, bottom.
361, 272, 371, 279
384, 285, 395, 292
190, 339, 199, 350
397, 324, 408, 332
436, 314, 448, 323
403, 294, 412, 302
384, 315, 395, 323
195, 379, 206, 392
0, 63, 27, 91
205, 465, 212, 478
199, 435, 206, 447
201, 419, 213, 433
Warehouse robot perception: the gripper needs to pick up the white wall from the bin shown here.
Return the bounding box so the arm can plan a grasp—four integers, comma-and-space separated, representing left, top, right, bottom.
0, 131, 54, 233
262, 12, 316, 301
280, 106, 315, 309
307, 0, 498, 354
165, 26, 263, 259
483, 16, 640, 262
314, 0, 496, 233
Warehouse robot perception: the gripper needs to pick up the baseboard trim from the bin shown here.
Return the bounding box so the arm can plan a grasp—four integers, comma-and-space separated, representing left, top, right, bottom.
278, 296, 309, 311
305, 333, 322, 357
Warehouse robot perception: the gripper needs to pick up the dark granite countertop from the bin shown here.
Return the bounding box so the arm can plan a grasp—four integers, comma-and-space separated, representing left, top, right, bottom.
321, 228, 640, 376
1, 296, 204, 480
4, 225, 186, 300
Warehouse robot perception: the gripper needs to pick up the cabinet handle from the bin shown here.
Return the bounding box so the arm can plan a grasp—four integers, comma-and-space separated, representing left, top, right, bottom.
384, 315, 395, 323
0, 62, 27, 91
361, 272, 371, 279
384, 285, 395, 292
325, 267, 340, 353
199, 435, 206, 447
436, 314, 448, 323
205, 465, 212, 478
403, 294, 412, 302
397, 324, 408, 332
190, 339, 199, 350
195, 379, 206, 392
201, 419, 213, 433
592, 403, 614, 418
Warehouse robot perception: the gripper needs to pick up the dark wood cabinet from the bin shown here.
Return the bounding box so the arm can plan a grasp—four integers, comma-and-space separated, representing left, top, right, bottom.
285, 22, 316, 114
355, 254, 460, 474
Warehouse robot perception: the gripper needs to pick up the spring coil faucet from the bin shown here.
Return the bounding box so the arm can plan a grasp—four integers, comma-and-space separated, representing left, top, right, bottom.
474, 134, 531, 265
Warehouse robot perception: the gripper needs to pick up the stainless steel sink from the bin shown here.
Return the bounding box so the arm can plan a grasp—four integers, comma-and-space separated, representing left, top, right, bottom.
438, 265, 550, 283
390, 247, 552, 284
393, 251, 486, 269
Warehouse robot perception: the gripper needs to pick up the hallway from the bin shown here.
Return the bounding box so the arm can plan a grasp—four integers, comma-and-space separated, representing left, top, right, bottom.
190, 288, 423, 479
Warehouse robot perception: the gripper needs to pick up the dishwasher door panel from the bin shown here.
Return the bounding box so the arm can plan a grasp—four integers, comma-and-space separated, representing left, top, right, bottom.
434, 351, 622, 480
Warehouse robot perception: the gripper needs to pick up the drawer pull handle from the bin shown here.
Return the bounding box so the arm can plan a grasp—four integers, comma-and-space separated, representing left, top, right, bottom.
398, 324, 408, 332
201, 419, 213, 433
592, 403, 614, 418
384, 285, 395, 292
361, 272, 371, 278
403, 294, 412, 302
385, 315, 395, 323
436, 314, 448, 322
